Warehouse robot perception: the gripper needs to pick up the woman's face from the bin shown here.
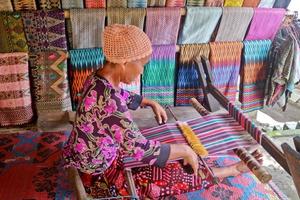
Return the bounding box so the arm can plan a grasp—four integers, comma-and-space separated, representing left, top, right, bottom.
122, 55, 150, 84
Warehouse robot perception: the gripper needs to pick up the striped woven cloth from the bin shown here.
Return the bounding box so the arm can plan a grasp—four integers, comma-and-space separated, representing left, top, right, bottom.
0, 12, 28, 53
0, 0, 13, 11
85, 0, 106, 8
142, 45, 176, 106
0, 53, 34, 126
69, 48, 105, 110
205, 0, 224, 6
242, 0, 260, 7
273, 0, 291, 8
258, 0, 275, 7
21, 10, 67, 51
186, 0, 205, 6
128, 0, 147, 7
147, 0, 166, 6
239, 40, 272, 112
107, 0, 127, 7
245, 8, 285, 40
179, 7, 222, 44
61, 0, 83, 8
107, 8, 146, 29
145, 7, 181, 45
209, 42, 243, 102
37, 0, 61, 9
166, 0, 186, 7
123, 113, 257, 168
120, 77, 141, 95
224, 0, 244, 6
12, 0, 37, 10
176, 44, 210, 106
70, 9, 106, 49
29, 51, 72, 113
215, 7, 254, 42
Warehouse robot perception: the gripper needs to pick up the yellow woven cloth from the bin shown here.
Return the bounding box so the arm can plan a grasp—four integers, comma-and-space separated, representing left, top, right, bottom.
107, 8, 146, 29
0, 0, 13, 11
224, 0, 244, 6
180, 44, 210, 63
147, 0, 166, 6
107, 0, 127, 7
13, 0, 37, 10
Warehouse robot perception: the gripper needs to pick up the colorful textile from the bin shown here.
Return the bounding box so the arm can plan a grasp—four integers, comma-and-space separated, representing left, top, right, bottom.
215, 7, 254, 42
107, 8, 146, 30
0, 53, 33, 126
209, 42, 243, 102
12, 0, 37, 10
186, 0, 205, 6
21, 10, 67, 51
142, 45, 176, 105
69, 48, 105, 110
258, 0, 276, 7
224, 0, 244, 6
273, 0, 291, 8
128, 0, 147, 7
0, 0, 13, 11
242, 0, 261, 7
205, 0, 224, 6
107, 0, 127, 7
0, 12, 28, 53
29, 51, 72, 113
145, 7, 181, 45
179, 7, 222, 44
245, 8, 285, 40
147, 0, 166, 6
85, 0, 106, 8
239, 40, 272, 112
166, 0, 186, 7
61, 0, 83, 8
176, 44, 210, 106
120, 77, 141, 95
37, 0, 61, 9
70, 9, 106, 49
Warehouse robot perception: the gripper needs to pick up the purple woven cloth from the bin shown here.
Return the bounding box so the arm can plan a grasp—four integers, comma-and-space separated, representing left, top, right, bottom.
245, 8, 285, 40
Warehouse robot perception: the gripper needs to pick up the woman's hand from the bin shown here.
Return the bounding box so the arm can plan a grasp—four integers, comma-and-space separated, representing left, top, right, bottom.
141, 98, 167, 124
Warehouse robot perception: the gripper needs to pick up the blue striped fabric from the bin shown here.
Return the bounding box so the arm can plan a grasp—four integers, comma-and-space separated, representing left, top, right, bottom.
128, 0, 147, 7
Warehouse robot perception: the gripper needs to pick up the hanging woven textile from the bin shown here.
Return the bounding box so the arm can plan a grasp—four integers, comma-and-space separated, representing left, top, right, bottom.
142, 45, 176, 106
186, 0, 205, 6
107, 8, 146, 29
224, 0, 244, 6
128, 0, 147, 7
209, 42, 243, 102
85, 0, 106, 8
147, 0, 166, 6
245, 8, 285, 40
0, 53, 34, 126
179, 7, 222, 44
258, 0, 275, 7
120, 77, 141, 95
107, 0, 127, 7
37, 0, 61, 9
21, 10, 67, 51
145, 7, 181, 45
69, 48, 105, 110
0, 0, 13, 11
12, 0, 37, 10
176, 44, 210, 106
205, 0, 224, 6
0, 12, 28, 53
242, 0, 260, 7
165, 0, 186, 7
70, 9, 106, 49
29, 51, 72, 113
215, 7, 254, 42
61, 0, 83, 8
239, 40, 272, 112
273, 0, 291, 8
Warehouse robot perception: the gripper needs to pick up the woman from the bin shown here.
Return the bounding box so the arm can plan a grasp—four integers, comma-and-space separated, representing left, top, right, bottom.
63, 24, 262, 199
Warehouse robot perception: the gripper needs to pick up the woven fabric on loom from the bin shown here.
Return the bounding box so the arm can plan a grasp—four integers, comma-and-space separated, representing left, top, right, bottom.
215, 7, 254, 42
70, 9, 106, 49
0, 12, 28, 53
142, 45, 176, 106
239, 40, 272, 112
186, 0, 205, 6
123, 113, 257, 167
145, 7, 181, 45
85, 0, 106, 8
209, 42, 243, 102
176, 44, 210, 106
147, 0, 166, 6
61, 0, 83, 8
245, 8, 285, 41
128, 0, 147, 7
205, 0, 224, 6
120, 77, 141, 95
107, 8, 146, 29
12, 0, 37, 10
107, 0, 127, 7
29, 51, 72, 113
258, 0, 275, 7
21, 10, 67, 51
273, 0, 291, 8
37, 0, 61, 9
242, 0, 260, 7
179, 7, 222, 44
69, 48, 105, 110
166, 0, 186, 7
0, 0, 13, 11
0, 53, 34, 126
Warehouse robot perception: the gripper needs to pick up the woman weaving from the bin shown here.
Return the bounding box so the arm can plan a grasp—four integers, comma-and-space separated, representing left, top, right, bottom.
63, 24, 263, 199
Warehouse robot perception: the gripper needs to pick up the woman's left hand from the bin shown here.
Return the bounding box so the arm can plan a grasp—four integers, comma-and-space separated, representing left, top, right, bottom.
141, 98, 167, 124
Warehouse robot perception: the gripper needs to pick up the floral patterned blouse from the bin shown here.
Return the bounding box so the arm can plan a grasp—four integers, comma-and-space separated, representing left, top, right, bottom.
63, 74, 170, 175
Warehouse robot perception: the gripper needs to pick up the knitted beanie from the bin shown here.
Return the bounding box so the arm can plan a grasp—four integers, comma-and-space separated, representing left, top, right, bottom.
103, 24, 152, 64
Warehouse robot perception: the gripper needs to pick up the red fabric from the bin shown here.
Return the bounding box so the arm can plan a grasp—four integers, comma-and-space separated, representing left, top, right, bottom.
85, 0, 106, 8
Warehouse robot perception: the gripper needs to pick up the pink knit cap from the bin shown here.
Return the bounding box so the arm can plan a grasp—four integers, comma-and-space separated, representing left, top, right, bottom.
103, 24, 152, 64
